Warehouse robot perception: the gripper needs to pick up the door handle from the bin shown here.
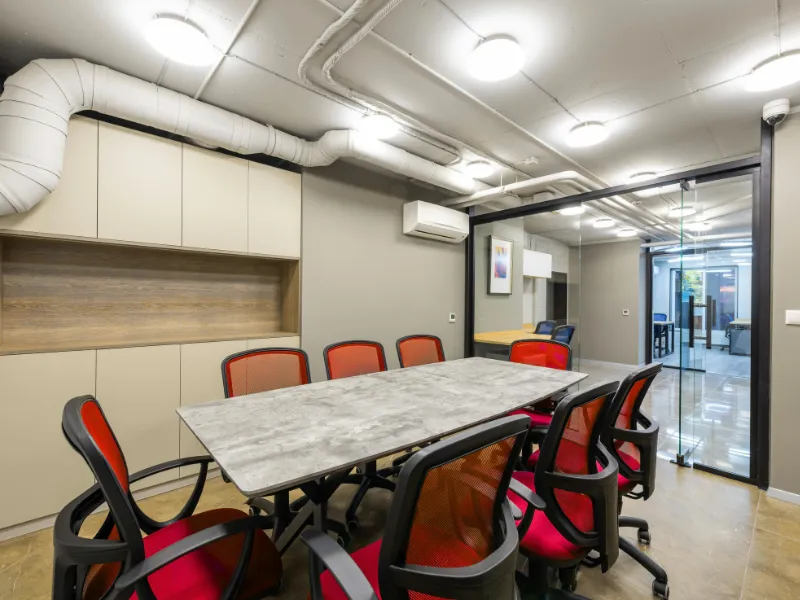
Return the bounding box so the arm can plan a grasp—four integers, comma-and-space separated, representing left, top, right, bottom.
688, 295, 695, 349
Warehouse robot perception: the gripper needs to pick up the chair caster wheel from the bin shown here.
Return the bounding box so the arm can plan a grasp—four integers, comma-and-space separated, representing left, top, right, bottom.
248, 506, 261, 517
653, 580, 669, 599
347, 517, 360, 532
638, 529, 651, 545
336, 534, 351, 549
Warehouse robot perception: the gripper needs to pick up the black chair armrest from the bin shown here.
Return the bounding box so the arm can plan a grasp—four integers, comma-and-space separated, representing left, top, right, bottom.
508, 478, 546, 511
111, 515, 272, 600
129, 457, 213, 533
300, 529, 378, 600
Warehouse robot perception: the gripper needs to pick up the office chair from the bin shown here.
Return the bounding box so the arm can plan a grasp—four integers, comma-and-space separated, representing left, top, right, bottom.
552, 324, 576, 345
535, 320, 558, 335
54, 395, 282, 600
221, 348, 319, 545
653, 313, 667, 322
508, 381, 620, 598
324, 340, 396, 531
600, 362, 669, 599
396, 334, 445, 368
301, 414, 531, 600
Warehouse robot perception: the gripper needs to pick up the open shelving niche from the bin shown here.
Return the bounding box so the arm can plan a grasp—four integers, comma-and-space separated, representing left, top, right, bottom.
0, 233, 300, 355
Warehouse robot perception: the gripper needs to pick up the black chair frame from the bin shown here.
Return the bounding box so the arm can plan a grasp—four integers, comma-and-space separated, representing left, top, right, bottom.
54, 395, 276, 600
302, 414, 532, 600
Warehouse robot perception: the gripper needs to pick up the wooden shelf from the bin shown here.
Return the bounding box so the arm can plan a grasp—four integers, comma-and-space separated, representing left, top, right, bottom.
0, 236, 300, 355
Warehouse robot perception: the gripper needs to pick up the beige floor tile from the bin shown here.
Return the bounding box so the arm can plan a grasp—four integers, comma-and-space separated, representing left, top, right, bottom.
754, 494, 800, 543
741, 527, 800, 600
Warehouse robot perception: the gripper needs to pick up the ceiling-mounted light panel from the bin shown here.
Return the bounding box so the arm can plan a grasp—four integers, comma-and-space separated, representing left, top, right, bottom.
720, 240, 752, 247
668, 206, 697, 218
557, 206, 586, 216
357, 114, 400, 139
617, 228, 638, 238
746, 53, 800, 92
464, 160, 497, 179
628, 172, 657, 184
593, 217, 615, 228
685, 221, 713, 232
469, 37, 524, 82
567, 122, 609, 147
145, 17, 219, 66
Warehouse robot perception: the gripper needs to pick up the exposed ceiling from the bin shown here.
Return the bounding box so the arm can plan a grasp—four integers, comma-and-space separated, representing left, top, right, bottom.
0, 0, 790, 240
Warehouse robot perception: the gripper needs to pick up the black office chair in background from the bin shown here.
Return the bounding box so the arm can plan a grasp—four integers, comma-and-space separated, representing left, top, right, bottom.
535, 320, 558, 335
301, 415, 531, 599
552, 324, 576, 345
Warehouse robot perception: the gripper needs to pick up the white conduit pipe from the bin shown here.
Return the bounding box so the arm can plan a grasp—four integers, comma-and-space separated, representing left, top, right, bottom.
441, 171, 585, 207
0, 59, 482, 215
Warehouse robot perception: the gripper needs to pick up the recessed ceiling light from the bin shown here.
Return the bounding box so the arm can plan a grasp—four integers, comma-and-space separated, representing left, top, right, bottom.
557, 206, 586, 216
464, 160, 497, 179
617, 228, 638, 238
567, 122, 609, 147
745, 53, 800, 92
685, 221, 713, 232
145, 17, 219, 66
668, 206, 697, 218
720, 240, 752, 247
469, 37, 524, 82
356, 114, 400, 139
628, 172, 657, 184
593, 217, 615, 228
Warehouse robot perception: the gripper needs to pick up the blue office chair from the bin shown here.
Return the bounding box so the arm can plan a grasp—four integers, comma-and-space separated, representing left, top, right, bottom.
653, 313, 667, 322
534, 320, 557, 335
552, 324, 576, 345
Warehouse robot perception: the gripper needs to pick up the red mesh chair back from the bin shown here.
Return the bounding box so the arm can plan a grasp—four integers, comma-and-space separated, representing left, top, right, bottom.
509, 339, 572, 370
601, 362, 662, 499
324, 340, 387, 380
397, 334, 445, 368
222, 348, 311, 398
378, 415, 530, 599
534, 381, 621, 571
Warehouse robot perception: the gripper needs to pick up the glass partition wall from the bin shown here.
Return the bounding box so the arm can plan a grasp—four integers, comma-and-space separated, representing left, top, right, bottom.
466, 156, 766, 486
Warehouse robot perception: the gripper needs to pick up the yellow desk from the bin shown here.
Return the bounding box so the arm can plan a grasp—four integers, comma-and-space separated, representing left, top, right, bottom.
474, 330, 552, 346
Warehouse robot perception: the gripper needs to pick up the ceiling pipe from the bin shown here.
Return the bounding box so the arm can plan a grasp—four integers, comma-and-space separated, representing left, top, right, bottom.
641, 232, 752, 248
0, 58, 485, 215
441, 170, 586, 208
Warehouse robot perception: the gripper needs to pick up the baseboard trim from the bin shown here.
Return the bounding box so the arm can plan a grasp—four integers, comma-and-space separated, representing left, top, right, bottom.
0, 469, 220, 543
767, 487, 800, 505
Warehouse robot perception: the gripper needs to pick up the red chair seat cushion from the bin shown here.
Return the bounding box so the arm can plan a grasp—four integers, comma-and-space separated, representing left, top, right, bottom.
83, 508, 282, 600
527, 448, 541, 469
319, 531, 485, 599
613, 451, 641, 492
507, 472, 589, 563
509, 408, 552, 428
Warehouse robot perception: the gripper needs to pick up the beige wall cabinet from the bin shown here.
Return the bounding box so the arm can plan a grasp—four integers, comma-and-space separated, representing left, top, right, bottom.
96, 345, 181, 490
0, 117, 98, 238
179, 340, 246, 477
0, 351, 96, 529
182, 146, 248, 253
247, 336, 300, 350
98, 122, 182, 246
249, 164, 301, 258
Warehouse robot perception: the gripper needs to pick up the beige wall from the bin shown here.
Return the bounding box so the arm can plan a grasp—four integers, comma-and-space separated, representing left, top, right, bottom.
301, 163, 465, 382
578, 240, 644, 365
771, 114, 800, 496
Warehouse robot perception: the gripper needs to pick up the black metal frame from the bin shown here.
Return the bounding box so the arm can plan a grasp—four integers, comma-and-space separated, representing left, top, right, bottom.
55, 395, 280, 600
395, 334, 445, 368
301, 415, 531, 600
221, 347, 312, 398
464, 148, 773, 489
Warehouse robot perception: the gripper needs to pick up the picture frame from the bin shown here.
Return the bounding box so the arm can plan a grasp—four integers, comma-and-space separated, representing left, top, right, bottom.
488, 236, 513, 295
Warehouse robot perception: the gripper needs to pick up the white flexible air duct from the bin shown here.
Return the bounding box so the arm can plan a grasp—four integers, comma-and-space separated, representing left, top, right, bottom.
0, 58, 483, 215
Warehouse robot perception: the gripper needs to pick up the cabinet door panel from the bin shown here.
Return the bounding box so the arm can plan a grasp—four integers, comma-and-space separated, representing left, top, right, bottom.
248, 164, 301, 258
179, 340, 246, 477
98, 123, 182, 246
96, 345, 180, 490
0, 117, 98, 238
183, 146, 248, 252
0, 351, 96, 528
247, 336, 300, 350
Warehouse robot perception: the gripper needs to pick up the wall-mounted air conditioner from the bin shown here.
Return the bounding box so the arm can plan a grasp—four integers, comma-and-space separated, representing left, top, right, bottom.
403, 200, 469, 244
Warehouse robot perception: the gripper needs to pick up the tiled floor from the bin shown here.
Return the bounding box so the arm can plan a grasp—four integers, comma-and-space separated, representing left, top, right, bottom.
658, 346, 751, 380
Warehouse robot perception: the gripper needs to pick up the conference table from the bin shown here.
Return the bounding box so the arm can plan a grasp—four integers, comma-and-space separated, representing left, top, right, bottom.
473, 330, 552, 360
178, 357, 586, 556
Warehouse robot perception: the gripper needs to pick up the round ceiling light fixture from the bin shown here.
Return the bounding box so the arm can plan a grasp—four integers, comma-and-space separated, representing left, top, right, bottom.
685, 221, 713, 232
469, 36, 524, 82
557, 206, 586, 216
567, 122, 609, 148
617, 228, 638, 238
628, 171, 657, 184
145, 17, 219, 66
356, 114, 400, 139
668, 206, 697, 218
464, 160, 497, 179
593, 217, 615, 229
745, 53, 800, 92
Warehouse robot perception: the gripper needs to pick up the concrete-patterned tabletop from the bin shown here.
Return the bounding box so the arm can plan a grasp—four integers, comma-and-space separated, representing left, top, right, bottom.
178, 357, 587, 497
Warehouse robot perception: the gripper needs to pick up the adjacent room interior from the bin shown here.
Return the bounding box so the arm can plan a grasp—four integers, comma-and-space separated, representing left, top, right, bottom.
1, 2, 799, 600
